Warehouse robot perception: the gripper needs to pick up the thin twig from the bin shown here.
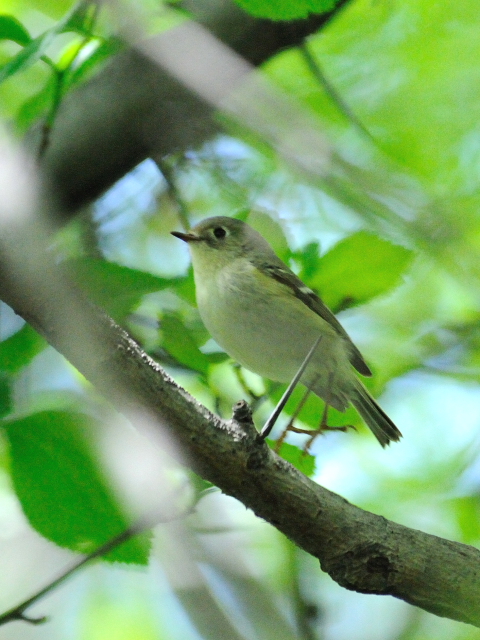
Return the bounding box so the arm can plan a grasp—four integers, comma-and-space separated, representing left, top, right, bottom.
0, 503, 194, 627
233, 363, 265, 411
39, 2, 100, 159
157, 157, 191, 231
300, 41, 375, 143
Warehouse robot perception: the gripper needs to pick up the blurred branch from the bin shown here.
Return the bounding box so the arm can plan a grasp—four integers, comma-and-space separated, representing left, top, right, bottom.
37, 0, 424, 254
38, 0, 351, 216
162, 511, 299, 640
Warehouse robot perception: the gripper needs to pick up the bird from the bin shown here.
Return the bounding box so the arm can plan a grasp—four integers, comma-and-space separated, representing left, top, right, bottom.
172, 216, 402, 447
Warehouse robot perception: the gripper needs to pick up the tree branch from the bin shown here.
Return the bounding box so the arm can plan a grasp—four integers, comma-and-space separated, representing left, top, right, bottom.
38, 0, 352, 215
0, 243, 479, 628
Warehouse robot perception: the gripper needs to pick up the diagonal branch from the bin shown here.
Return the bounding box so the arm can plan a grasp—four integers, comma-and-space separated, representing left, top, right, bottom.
0, 239, 479, 628
39, 0, 353, 215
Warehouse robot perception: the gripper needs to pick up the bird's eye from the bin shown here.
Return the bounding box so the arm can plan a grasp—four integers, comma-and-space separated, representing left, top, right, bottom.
213, 227, 227, 239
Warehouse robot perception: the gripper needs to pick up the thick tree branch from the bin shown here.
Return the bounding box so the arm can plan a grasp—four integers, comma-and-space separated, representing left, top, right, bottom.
0, 236, 479, 628
38, 0, 351, 214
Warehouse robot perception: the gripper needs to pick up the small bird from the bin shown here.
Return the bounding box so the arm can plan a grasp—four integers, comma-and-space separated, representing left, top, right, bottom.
172, 216, 401, 447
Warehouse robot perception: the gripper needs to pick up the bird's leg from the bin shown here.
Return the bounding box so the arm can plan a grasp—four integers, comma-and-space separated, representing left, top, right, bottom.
275, 385, 312, 452
304, 371, 355, 453
276, 372, 347, 453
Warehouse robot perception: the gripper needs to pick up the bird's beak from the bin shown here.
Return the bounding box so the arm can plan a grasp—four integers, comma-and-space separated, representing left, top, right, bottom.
171, 230, 201, 243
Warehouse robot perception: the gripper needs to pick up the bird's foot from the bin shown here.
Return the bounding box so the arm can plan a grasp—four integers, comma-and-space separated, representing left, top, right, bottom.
276, 422, 356, 454
303, 423, 356, 453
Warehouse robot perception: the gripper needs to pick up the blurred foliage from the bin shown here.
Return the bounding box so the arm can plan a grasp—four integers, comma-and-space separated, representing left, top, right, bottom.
272, 440, 316, 477
65, 257, 178, 322
0, 0, 126, 138
232, 0, 340, 21
303, 231, 413, 312
4, 410, 151, 563
1, 0, 480, 639
0, 323, 46, 373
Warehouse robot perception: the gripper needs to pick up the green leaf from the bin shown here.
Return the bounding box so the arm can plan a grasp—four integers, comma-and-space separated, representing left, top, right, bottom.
63, 37, 123, 89
233, 0, 338, 20
66, 258, 176, 322
0, 30, 56, 84
310, 232, 413, 312
0, 2, 95, 84
4, 410, 150, 564
172, 269, 196, 306
27, 0, 76, 19
60, 1, 95, 36
271, 441, 316, 477
0, 375, 11, 419
0, 15, 31, 45
293, 242, 322, 280
246, 211, 291, 262
16, 77, 55, 133
161, 313, 211, 374
450, 496, 480, 544
205, 352, 230, 365
0, 324, 46, 374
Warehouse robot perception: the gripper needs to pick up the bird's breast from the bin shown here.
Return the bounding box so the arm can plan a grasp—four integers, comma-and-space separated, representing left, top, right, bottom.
194, 260, 350, 392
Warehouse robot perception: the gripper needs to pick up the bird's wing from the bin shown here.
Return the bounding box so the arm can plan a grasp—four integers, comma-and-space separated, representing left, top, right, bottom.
262, 262, 372, 377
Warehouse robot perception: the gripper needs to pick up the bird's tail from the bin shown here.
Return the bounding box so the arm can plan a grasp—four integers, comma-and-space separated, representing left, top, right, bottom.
351, 380, 402, 447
